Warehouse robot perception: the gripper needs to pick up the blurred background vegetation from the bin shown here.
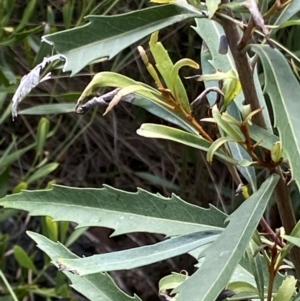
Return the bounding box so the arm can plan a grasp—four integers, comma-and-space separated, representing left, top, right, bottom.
1, 0, 299, 300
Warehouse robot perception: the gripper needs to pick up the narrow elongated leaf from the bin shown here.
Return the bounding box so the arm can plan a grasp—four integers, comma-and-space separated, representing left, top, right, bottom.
227, 281, 258, 295
283, 235, 300, 248
244, 240, 264, 297
159, 272, 187, 293
19, 103, 75, 115
211, 105, 243, 140
77, 72, 198, 134
57, 231, 221, 275
149, 32, 193, 113
27, 232, 142, 301
248, 124, 280, 152
251, 45, 300, 189
271, 1, 300, 32
13, 245, 37, 272
43, 4, 201, 75
174, 174, 279, 301
206, 0, 221, 18
0, 143, 35, 171
273, 276, 297, 301
207, 136, 240, 163
137, 123, 239, 165
0, 185, 227, 237
130, 96, 199, 134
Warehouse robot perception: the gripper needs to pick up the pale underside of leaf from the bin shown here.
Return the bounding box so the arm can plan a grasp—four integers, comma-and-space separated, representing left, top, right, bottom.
251, 45, 300, 189
27, 231, 142, 301
0, 185, 227, 237
57, 231, 221, 275
174, 174, 279, 301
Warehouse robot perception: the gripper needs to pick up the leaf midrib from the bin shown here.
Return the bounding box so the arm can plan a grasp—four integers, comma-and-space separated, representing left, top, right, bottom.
14, 200, 224, 230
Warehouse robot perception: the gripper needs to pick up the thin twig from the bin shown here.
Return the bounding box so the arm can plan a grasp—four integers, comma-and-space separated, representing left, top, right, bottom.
274, 167, 300, 276
220, 2, 267, 130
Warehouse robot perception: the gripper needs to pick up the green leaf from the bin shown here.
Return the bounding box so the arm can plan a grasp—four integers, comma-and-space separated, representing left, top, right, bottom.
13, 245, 37, 272
0, 166, 10, 198
43, 4, 200, 75
36, 117, 50, 158
19, 103, 75, 115
65, 227, 88, 248
280, 221, 300, 261
0, 185, 227, 237
283, 235, 300, 248
43, 216, 58, 242
27, 163, 59, 184
248, 124, 280, 153
227, 281, 259, 295
77, 71, 198, 134
133, 95, 198, 134
57, 231, 221, 275
271, 1, 300, 32
0, 143, 35, 171
0, 25, 44, 47
211, 105, 243, 140
278, 19, 300, 29
244, 240, 265, 297
207, 136, 240, 163
149, 32, 195, 113
134, 172, 180, 191
238, 240, 284, 293
15, 0, 37, 33
170, 58, 198, 113
137, 123, 239, 165
13, 181, 28, 194
27, 231, 142, 301
77, 71, 161, 104
194, 19, 241, 96
174, 174, 279, 301
220, 0, 249, 13
228, 264, 257, 288
206, 0, 221, 18
159, 272, 187, 294
251, 45, 300, 189
273, 276, 297, 301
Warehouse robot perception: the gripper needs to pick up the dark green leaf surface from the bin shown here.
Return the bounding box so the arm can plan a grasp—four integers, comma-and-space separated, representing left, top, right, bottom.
43, 4, 201, 75
251, 45, 300, 189
0, 185, 226, 236
27, 232, 142, 301
174, 174, 279, 301
57, 231, 221, 275
13, 245, 37, 272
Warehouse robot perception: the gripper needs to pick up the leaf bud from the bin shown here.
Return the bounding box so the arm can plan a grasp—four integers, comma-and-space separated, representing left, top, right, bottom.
271, 141, 283, 163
